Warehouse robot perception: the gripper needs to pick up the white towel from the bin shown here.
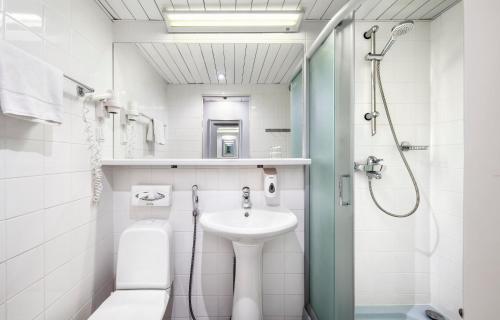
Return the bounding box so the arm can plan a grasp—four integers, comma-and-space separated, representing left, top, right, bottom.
153, 118, 166, 145
146, 119, 154, 143
0, 40, 63, 124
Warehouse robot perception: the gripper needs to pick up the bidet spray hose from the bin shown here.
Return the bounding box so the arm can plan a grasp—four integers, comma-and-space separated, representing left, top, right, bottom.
189, 185, 199, 320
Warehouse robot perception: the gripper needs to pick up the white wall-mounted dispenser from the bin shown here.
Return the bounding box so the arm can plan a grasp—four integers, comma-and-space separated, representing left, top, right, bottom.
263, 168, 279, 206
131, 185, 172, 206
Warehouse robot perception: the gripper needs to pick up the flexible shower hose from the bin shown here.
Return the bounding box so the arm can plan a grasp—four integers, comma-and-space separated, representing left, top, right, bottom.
368, 61, 420, 218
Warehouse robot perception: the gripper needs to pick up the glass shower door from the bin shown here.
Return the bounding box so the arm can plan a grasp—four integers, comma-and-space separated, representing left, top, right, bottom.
290, 71, 303, 157
307, 17, 354, 320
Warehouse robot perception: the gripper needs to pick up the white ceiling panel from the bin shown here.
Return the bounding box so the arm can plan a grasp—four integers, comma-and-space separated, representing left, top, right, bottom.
391, 0, 427, 19
135, 42, 303, 85
220, 0, 236, 10
251, 0, 269, 10
177, 43, 203, 82
265, 43, 291, 83
236, 0, 252, 10
153, 43, 188, 83
282, 0, 300, 10
267, 0, 285, 10
136, 44, 173, 82
355, 0, 382, 19
320, 0, 346, 20
364, 0, 398, 20
171, 0, 189, 9
421, 0, 457, 19
273, 44, 302, 82
356, 0, 462, 20
234, 44, 246, 84
258, 44, 280, 83
212, 44, 227, 84
165, 43, 196, 83
242, 43, 258, 84
188, 44, 212, 83
306, 0, 333, 20
122, 0, 149, 19
204, 0, 221, 10
200, 44, 219, 83
376, 0, 413, 19
223, 44, 236, 84
155, 0, 174, 11
137, 0, 163, 19
102, 0, 134, 19
98, 0, 460, 21
138, 43, 177, 82
250, 44, 270, 84
187, 0, 205, 10
281, 50, 302, 83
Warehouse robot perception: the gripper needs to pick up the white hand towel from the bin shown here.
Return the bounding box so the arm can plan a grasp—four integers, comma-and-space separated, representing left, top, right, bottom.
146, 119, 154, 143
153, 118, 166, 145
0, 40, 63, 124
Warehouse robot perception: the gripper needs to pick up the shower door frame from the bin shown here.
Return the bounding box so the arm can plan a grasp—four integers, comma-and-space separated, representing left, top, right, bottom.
303, 4, 358, 320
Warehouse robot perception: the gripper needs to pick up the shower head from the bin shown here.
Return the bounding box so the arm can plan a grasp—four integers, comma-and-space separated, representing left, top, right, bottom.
380, 20, 414, 56
391, 20, 414, 38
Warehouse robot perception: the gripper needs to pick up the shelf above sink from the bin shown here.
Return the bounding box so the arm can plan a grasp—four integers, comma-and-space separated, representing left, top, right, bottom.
101, 158, 311, 167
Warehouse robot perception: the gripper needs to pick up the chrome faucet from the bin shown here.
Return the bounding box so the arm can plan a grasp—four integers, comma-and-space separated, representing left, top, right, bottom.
242, 186, 252, 209
354, 156, 384, 180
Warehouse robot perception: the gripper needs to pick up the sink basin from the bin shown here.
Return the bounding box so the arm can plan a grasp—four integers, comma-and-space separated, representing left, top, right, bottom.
200, 207, 297, 243
200, 207, 298, 320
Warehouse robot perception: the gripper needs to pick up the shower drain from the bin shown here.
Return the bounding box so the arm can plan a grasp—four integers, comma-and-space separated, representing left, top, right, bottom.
425, 309, 446, 320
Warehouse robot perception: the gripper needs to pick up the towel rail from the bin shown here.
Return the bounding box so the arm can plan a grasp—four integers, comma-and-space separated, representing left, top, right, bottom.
139, 112, 152, 120
64, 74, 95, 97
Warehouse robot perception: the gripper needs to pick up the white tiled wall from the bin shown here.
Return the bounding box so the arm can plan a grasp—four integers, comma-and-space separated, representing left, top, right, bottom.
354, 12, 464, 313
429, 3, 464, 319
0, 0, 114, 319
354, 21, 433, 306
162, 84, 292, 159
113, 43, 169, 159
111, 75, 292, 159
110, 166, 305, 320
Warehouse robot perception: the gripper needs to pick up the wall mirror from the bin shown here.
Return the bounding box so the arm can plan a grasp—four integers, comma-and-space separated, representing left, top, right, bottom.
112, 41, 305, 159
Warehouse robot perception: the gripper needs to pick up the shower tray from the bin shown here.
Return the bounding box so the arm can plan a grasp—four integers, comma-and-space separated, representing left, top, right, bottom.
355, 305, 444, 320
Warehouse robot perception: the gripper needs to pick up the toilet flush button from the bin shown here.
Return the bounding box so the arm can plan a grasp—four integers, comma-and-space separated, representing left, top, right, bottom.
131, 185, 172, 207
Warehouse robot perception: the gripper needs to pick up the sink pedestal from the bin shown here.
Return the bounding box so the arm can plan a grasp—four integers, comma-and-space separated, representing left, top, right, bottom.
232, 242, 264, 320
199, 208, 298, 320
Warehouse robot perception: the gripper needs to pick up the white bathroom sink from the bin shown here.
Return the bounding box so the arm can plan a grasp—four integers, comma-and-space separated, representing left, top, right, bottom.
200, 207, 297, 243
200, 207, 298, 319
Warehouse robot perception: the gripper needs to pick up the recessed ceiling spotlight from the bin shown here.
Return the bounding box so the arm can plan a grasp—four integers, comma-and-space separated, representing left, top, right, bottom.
217, 73, 226, 81
163, 10, 304, 33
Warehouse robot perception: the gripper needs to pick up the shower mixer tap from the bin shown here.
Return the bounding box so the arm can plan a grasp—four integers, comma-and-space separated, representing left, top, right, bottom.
354, 156, 384, 180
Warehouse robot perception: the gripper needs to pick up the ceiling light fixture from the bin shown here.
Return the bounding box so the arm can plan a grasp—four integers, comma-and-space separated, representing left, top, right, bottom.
217, 73, 226, 81
163, 10, 304, 33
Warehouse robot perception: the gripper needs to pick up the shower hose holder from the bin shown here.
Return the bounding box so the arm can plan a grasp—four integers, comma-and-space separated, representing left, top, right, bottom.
400, 141, 429, 151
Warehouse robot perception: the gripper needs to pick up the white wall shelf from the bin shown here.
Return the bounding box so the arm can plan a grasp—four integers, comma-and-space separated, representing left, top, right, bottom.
101, 158, 311, 167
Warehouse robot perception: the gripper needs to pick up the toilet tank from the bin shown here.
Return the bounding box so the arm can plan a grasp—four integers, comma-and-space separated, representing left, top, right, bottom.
116, 220, 174, 290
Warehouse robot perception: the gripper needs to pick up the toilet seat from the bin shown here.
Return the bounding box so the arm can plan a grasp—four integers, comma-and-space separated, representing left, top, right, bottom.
88, 290, 169, 320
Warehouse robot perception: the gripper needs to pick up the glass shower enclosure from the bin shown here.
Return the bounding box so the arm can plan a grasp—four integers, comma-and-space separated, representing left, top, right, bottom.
305, 13, 355, 320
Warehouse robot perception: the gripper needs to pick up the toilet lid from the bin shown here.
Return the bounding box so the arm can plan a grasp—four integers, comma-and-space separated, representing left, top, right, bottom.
88, 290, 169, 320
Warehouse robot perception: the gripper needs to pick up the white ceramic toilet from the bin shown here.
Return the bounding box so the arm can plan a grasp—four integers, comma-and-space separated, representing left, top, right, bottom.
89, 220, 174, 320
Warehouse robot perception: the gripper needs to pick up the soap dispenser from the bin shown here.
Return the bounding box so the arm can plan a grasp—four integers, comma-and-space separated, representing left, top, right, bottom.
263, 168, 279, 206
